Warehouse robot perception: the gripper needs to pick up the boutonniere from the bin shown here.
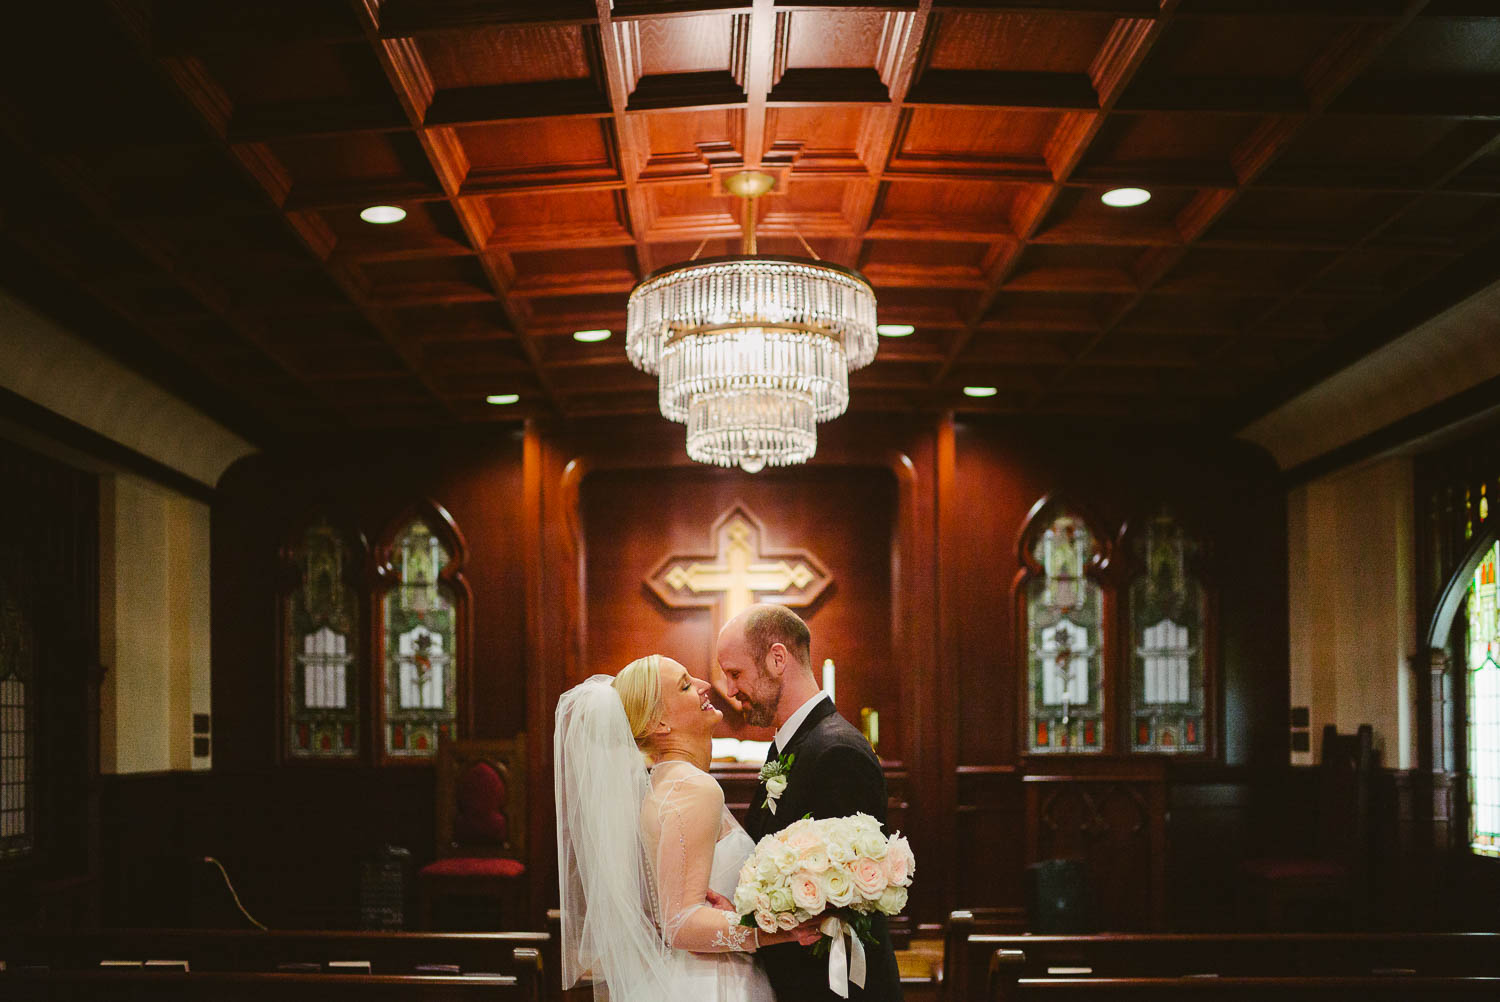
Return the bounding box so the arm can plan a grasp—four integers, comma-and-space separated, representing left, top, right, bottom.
759, 752, 795, 814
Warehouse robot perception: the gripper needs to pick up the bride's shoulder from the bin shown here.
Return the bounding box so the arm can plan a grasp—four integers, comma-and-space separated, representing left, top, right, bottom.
651, 761, 724, 801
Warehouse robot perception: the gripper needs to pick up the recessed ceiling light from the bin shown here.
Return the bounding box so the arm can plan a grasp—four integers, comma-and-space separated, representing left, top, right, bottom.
573, 329, 612, 343
876, 323, 915, 337
485, 393, 520, 406
360, 204, 407, 224
963, 386, 998, 398
1101, 187, 1151, 208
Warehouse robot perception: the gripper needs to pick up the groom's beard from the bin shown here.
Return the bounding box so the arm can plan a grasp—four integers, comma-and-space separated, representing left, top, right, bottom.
741, 700, 775, 727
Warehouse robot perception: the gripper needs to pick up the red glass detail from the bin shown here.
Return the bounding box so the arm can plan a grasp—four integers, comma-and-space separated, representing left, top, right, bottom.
394, 725, 406, 749
319, 732, 332, 751
1186, 719, 1198, 744
1036, 721, 1049, 746
439, 724, 450, 740
297, 723, 309, 749
415, 732, 429, 751
343, 725, 354, 747
1137, 720, 1150, 745
1083, 720, 1097, 745
1162, 729, 1176, 746
1060, 726, 1070, 747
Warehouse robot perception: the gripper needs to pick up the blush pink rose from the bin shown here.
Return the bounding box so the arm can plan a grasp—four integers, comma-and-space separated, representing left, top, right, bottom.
790, 872, 827, 913
849, 856, 889, 899
884, 836, 915, 887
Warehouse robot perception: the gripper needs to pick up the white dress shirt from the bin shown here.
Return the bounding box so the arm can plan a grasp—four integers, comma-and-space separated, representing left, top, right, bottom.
772, 691, 830, 753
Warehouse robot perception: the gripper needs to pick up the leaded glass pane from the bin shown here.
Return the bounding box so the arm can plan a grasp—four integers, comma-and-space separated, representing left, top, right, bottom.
1026, 511, 1105, 753
1468, 541, 1500, 858
384, 520, 457, 758
1128, 513, 1207, 753
0, 575, 34, 859
285, 519, 360, 759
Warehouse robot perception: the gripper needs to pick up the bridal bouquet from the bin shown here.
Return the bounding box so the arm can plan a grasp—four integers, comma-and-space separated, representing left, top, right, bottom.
733, 813, 915, 999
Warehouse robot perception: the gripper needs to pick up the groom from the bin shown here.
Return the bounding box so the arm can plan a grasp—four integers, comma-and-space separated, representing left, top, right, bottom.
718, 604, 903, 1002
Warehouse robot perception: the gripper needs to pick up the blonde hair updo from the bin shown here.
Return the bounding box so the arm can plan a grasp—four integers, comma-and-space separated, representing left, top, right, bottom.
612, 654, 664, 749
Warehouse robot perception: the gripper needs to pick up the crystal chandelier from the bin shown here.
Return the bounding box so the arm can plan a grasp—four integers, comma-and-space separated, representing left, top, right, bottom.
625, 171, 878, 473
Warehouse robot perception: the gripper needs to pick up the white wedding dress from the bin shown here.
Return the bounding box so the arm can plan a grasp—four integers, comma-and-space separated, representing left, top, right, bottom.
642, 760, 775, 1002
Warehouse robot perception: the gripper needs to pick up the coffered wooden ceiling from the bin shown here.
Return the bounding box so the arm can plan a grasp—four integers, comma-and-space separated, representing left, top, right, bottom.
3, 1, 1499, 441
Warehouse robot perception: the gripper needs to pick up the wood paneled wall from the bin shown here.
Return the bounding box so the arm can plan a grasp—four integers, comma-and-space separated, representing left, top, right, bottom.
93, 412, 1293, 931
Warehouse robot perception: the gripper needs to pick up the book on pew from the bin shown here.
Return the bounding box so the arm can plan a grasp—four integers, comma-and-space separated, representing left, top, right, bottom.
144, 960, 190, 972
99, 959, 143, 967
415, 964, 463, 975
327, 960, 373, 973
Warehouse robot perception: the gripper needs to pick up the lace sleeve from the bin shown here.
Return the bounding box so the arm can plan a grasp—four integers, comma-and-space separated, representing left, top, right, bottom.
647, 765, 758, 953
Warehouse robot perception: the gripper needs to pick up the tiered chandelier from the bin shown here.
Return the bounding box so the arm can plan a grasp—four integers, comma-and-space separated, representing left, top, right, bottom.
625, 171, 878, 473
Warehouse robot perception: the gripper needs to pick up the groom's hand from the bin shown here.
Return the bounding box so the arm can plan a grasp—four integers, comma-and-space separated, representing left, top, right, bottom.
704, 889, 734, 910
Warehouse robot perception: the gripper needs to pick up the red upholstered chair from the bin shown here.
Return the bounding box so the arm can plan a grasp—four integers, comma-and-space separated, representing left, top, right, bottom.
1241, 724, 1376, 930
417, 735, 527, 930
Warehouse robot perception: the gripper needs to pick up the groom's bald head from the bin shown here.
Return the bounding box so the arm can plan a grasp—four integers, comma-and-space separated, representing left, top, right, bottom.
739, 605, 811, 670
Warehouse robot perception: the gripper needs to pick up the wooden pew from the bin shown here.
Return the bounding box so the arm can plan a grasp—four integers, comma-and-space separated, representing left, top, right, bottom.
0, 929, 548, 1002
996, 974, 1500, 1000
941, 908, 1027, 1002
969, 933, 1500, 1002
0, 928, 548, 978
0, 968, 525, 1002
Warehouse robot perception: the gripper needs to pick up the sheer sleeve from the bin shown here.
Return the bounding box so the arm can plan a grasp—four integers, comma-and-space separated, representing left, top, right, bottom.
645, 764, 758, 953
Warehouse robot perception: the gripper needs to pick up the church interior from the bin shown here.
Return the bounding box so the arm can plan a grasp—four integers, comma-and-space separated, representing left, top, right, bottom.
3, 1, 1500, 999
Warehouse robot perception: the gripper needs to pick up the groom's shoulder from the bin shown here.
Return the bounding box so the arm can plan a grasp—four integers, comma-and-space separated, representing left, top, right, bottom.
805, 710, 876, 761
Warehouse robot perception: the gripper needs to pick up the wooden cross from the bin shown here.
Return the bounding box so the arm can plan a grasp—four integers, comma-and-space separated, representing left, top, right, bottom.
646, 503, 831, 712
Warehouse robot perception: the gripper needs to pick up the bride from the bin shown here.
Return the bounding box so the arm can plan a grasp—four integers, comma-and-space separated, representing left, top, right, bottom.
555, 655, 819, 1001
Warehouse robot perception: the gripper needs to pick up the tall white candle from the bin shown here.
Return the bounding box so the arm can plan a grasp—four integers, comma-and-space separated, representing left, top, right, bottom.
822, 658, 835, 704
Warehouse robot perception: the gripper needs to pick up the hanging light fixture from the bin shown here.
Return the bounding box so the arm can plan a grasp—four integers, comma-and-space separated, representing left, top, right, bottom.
625, 171, 878, 473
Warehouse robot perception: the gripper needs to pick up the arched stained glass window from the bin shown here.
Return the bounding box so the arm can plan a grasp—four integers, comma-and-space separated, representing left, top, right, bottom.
283, 518, 363, 760
1467, 540, 1500, 857
1128, 512, 1208, 754
376, 505, 469, 763
1021, 504, 1107, 754
0, 569, 34, 859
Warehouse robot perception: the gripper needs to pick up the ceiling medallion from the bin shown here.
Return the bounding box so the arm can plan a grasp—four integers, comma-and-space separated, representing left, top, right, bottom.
625, 171, 878, 473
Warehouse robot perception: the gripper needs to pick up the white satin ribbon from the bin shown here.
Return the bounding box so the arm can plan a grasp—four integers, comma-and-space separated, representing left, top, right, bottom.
819, 915, 867, 999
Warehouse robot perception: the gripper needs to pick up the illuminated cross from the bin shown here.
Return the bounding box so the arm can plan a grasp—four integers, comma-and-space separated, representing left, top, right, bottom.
646, 503, 831, 708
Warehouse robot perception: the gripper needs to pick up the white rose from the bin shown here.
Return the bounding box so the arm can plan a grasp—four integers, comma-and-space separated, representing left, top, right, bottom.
772, 842, 800, 874
798, 847, 830, 874
876, 884, 907, 915
820, 867, 857, 908
733, 884, 758, 914
853, 830, 888, 859
765, 774, 788, 798
755, 909, 778, 933
767, 886, 795, 913
756, 853, 780, 883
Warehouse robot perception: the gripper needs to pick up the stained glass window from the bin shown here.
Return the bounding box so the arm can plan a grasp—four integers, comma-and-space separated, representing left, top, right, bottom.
0, 573, 34, 859
285, 519, 361, 759
382, 519, 459, 759
1467, 540, 1499, 858
1128, 512, 1207, 754
1025, 509, 1105, 753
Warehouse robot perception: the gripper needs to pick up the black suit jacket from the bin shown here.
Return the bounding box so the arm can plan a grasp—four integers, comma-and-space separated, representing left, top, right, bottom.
745, 697, 903, 1002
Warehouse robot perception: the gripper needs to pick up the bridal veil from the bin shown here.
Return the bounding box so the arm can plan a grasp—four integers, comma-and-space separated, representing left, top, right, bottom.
554, 673, 692, 1002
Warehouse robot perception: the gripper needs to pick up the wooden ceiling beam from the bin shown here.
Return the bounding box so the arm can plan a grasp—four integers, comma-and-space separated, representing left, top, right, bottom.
352, 2, 563, 416
375, 0, 598, 36
1212, 119, 1500, 373
0, 89, 329, 370
0, 208, 321, 436
1027, 0, 1438, 411
933, 3, 1180, 388
102, 1, 464, 419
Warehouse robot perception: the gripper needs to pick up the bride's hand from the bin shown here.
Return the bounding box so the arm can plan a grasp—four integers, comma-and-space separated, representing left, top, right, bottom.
757, 918, 824, 948
704, 889, 734, 910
